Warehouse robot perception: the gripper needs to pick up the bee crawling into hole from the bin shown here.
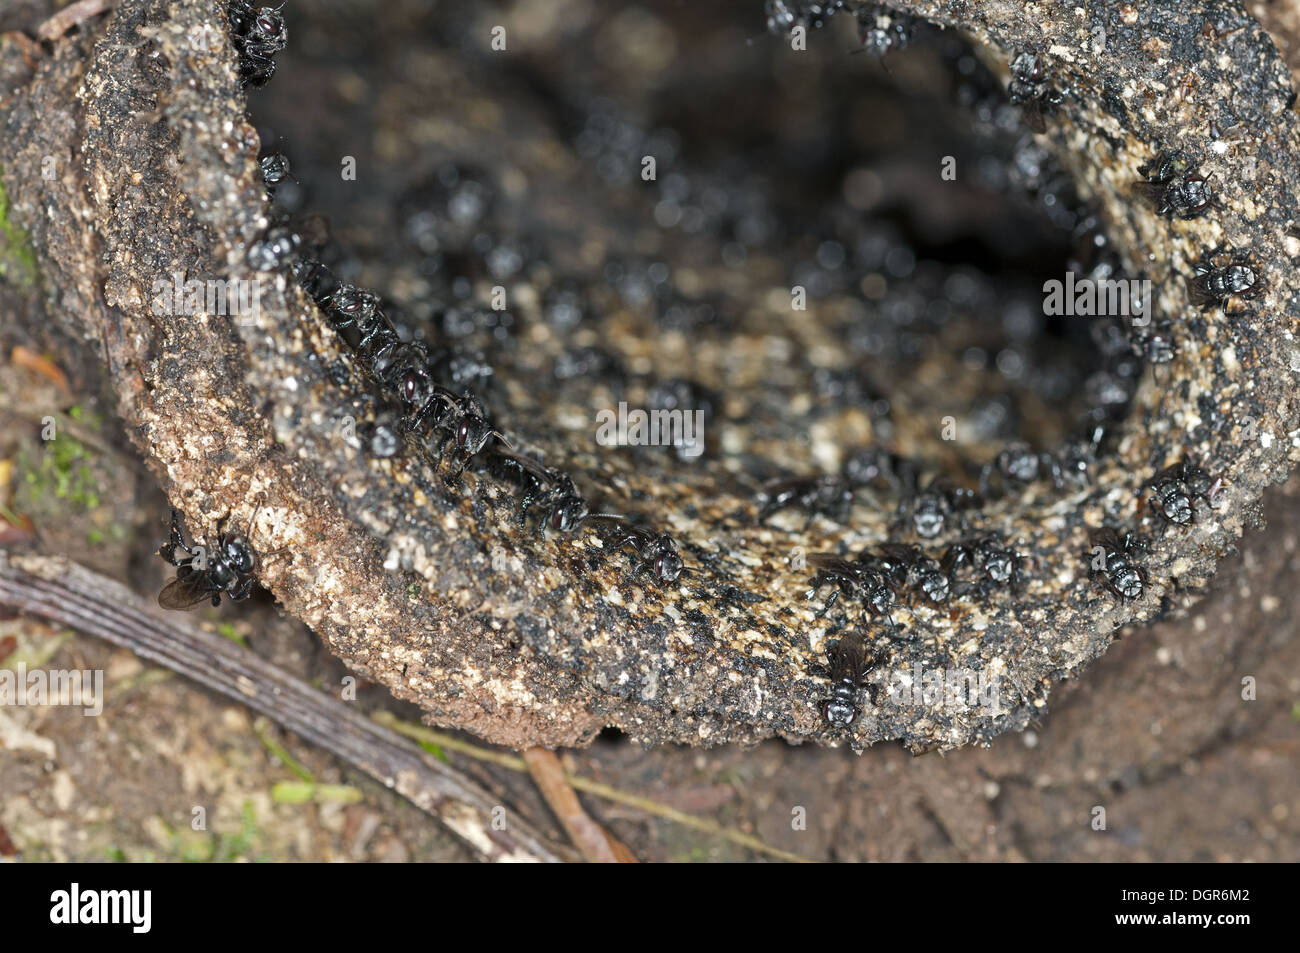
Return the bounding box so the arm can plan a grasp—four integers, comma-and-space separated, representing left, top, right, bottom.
1188, 248, 1264, 316
1087, 527, 1149, 603
157, 503, 285, 609
1147, 458, 1225, 525
1007, 51, 1067, 131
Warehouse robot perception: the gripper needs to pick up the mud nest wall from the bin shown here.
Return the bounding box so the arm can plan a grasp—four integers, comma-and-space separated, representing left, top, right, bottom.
1, 0, 1298, 751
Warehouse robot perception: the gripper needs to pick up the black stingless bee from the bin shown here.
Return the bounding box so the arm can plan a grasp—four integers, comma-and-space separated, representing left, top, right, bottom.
1138, 149, 1214, 219
589, 517, 686, 586
867, 543, 950, 605
1148, 458, 1223, 525
898, 476, 980, 539
259, 151, 292, 190
1188, 249, 1263, 316
157, 506, 279, 609
1087, 527, 1148, 603
822, 629, 874, 728
806, 552, 898, 623
1007, 51, 1067, 131
943, 535, 1024, 599
227, 1, 287, 88
485, 448, 593, 535
757, 474, 854, 528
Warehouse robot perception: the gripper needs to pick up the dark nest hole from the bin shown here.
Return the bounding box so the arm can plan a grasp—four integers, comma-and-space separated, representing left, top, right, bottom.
254, 0, 1119, 495
229, 0, 1235, 752
11, 0, 1292, 753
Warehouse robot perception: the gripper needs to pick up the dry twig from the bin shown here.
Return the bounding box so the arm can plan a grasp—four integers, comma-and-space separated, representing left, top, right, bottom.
0, 550, 574, 863
523, 747, 638, 863
376, 713, 813, 863
35, 0, 113, 41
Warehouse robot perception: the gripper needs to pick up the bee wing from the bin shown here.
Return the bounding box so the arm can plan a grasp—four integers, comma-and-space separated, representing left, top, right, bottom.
499, 449, 559, 484
157, 575, 214, 611
808, 553, 859, 574
1149, 462, 1177, 485
1087, 526, 1118, 550
829, 630, 871, 682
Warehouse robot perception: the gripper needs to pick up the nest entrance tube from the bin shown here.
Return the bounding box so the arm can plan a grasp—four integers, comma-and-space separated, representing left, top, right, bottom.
2, 0, 1298, 752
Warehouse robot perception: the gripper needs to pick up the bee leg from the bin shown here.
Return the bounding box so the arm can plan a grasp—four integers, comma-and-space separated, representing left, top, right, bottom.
515, 494, 534, 528
622, 556, 650, 583
159, 510, 194, 565
802, 505, 818, 532
809, 586, 838, 619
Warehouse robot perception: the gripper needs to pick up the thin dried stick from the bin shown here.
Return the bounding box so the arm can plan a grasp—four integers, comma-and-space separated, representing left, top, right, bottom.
10, 346, 71, 395
35, 0, 113, 41
0, 550, 573, 863
523, 747, 637, 863
375, 712, 813, 863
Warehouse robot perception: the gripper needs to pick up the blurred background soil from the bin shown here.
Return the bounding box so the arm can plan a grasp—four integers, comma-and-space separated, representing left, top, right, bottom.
0, 0, 1297, 861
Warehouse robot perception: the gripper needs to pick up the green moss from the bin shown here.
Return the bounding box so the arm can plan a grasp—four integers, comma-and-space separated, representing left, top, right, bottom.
208, 802, 267, 863
417, 738, 449, 763
0, 165, 38, 288
162, 802, 268, 863
216, 622, 248, 648
16, 434, 101, 511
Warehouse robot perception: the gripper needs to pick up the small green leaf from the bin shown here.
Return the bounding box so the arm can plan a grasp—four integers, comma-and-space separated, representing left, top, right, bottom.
271, 782, 363, 804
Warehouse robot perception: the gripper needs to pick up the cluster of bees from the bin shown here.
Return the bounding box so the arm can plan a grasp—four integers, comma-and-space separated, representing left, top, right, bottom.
808, 454, 1225, 729
156, 3, 686, 611
757, 4, 1251, 729
158, 3, 1250, 740
289, 205, 687, 585
227, 0, 286, 88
